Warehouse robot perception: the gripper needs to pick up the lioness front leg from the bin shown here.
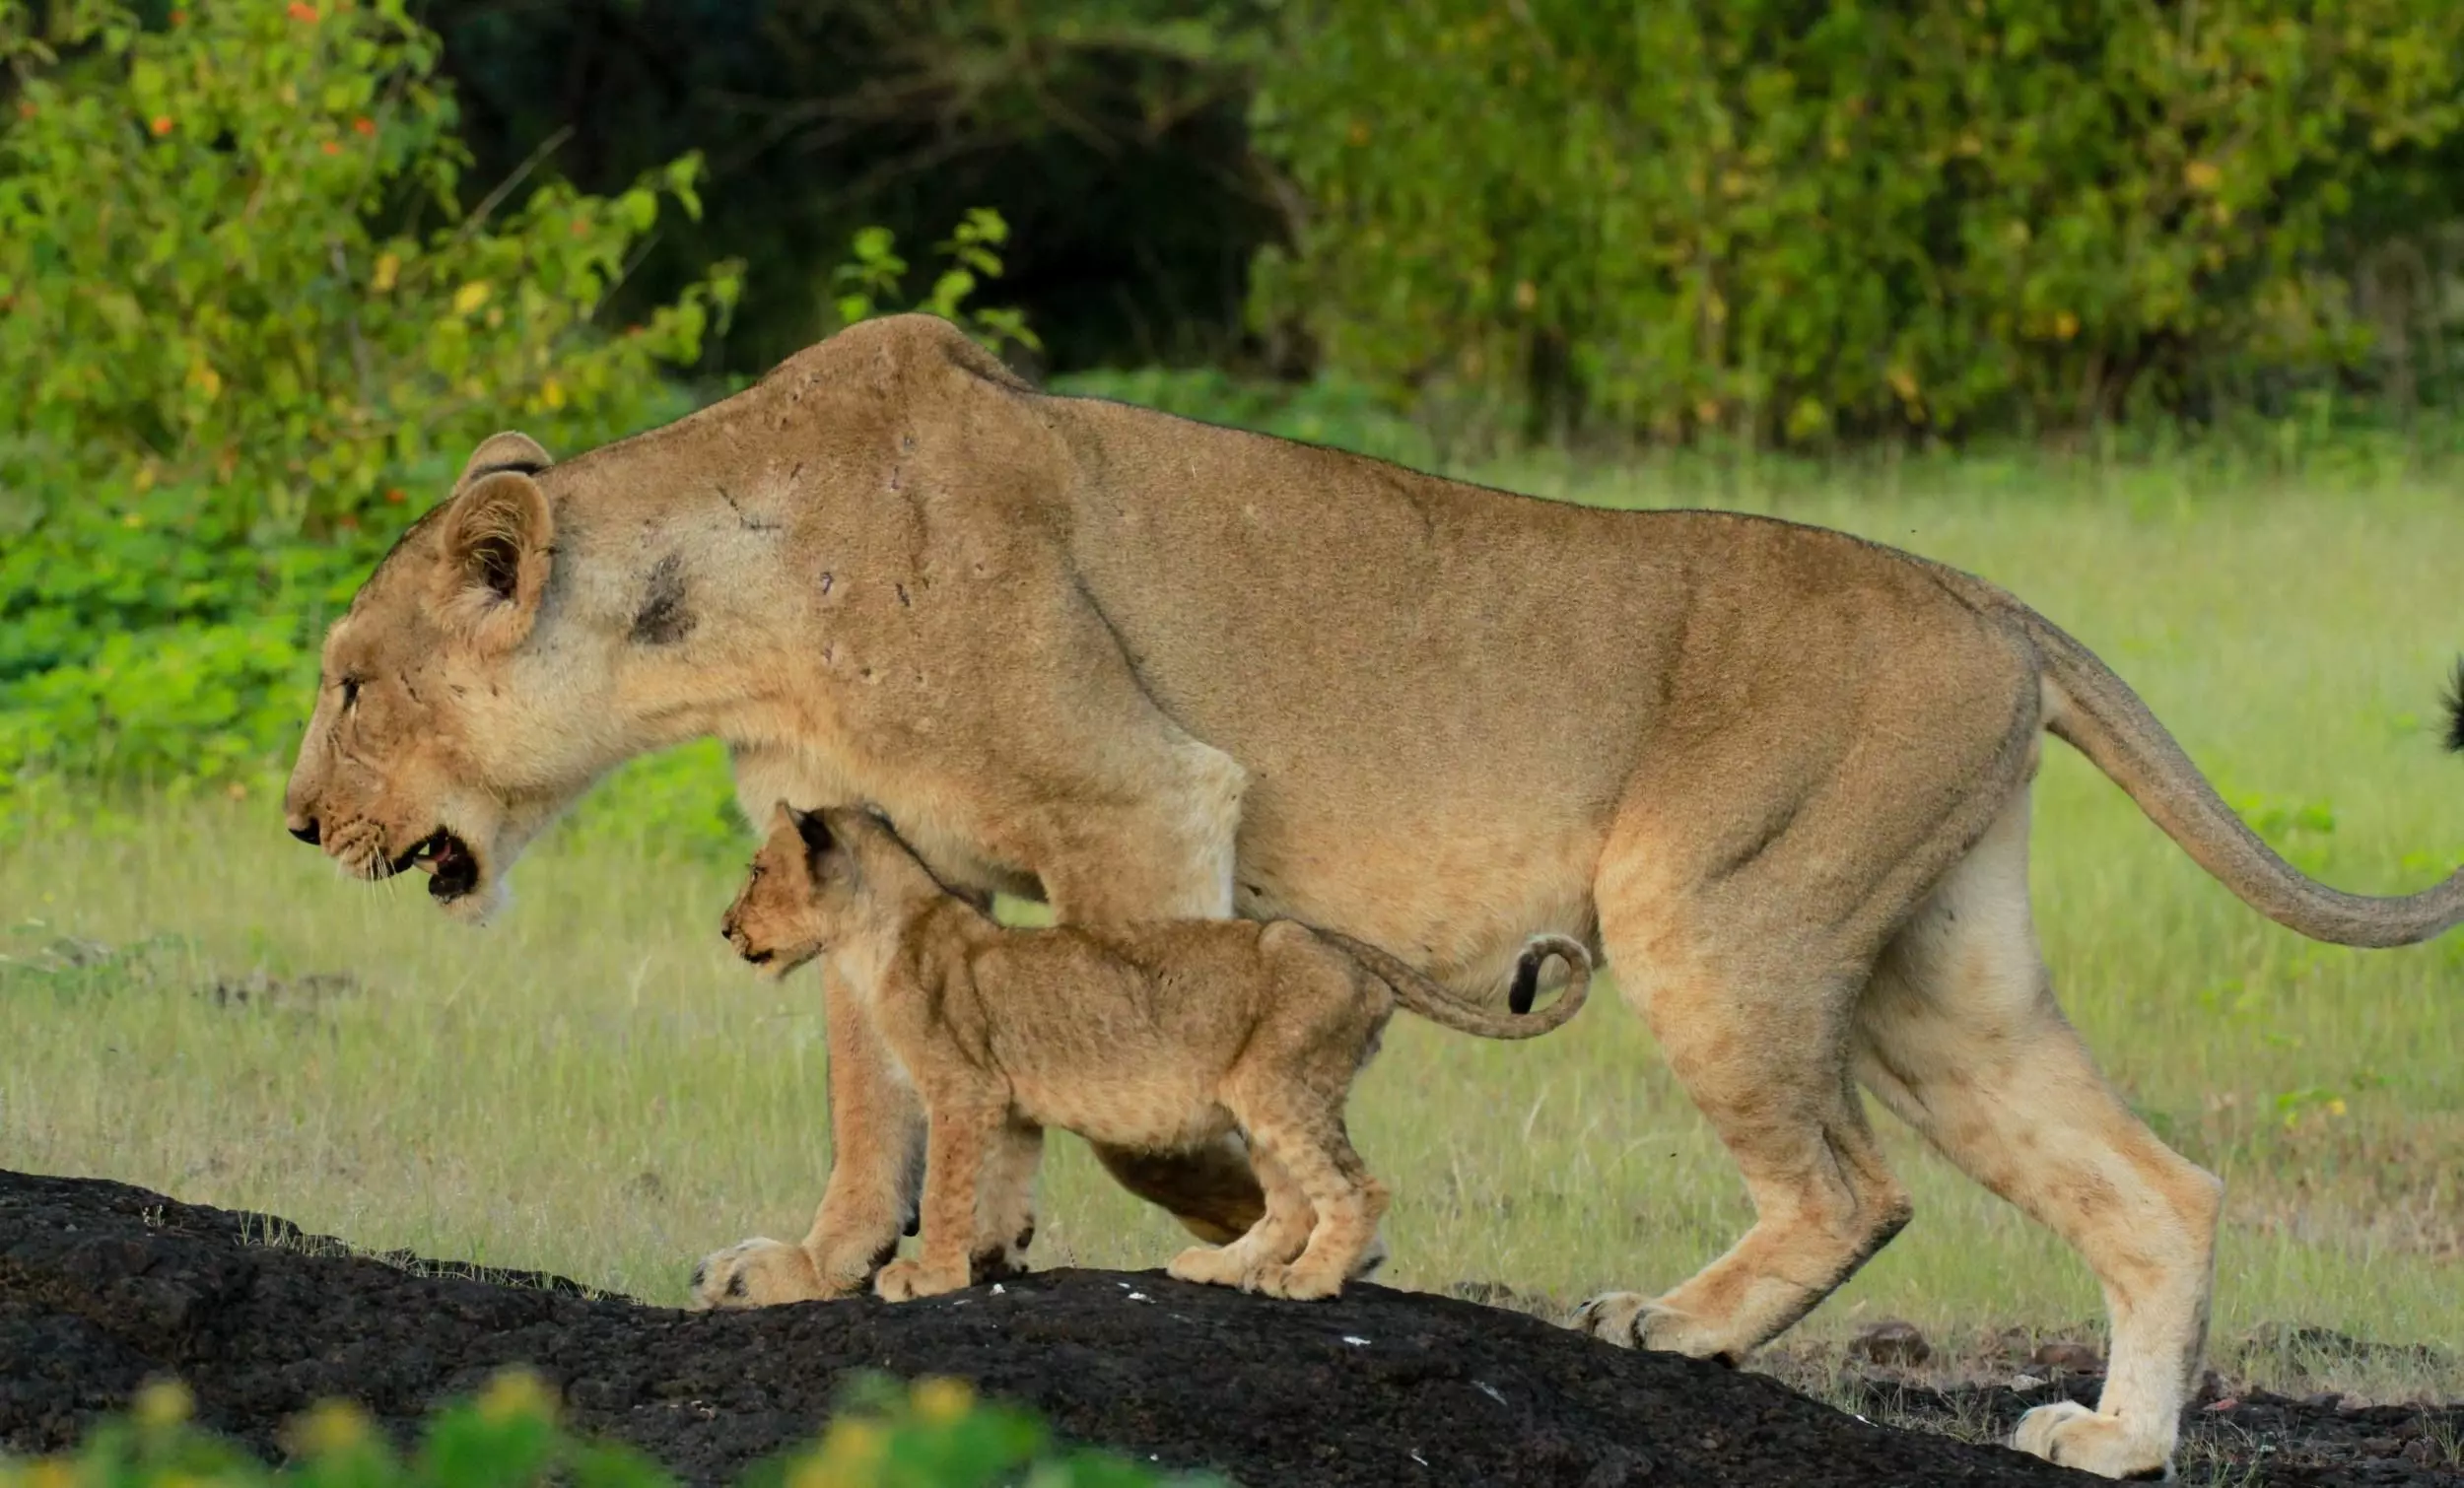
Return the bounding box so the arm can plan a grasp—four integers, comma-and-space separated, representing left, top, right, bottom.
877, 1090, 1007, 1302
694, 965, 921, 1309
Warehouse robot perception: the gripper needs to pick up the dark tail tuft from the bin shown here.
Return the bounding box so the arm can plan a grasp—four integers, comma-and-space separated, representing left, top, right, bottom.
2444, 658, 2464, 755
1508, 954, 1540, 1016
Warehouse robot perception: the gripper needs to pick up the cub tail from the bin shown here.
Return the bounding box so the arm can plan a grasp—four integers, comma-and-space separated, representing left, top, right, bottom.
1317, 930, 1592, 1040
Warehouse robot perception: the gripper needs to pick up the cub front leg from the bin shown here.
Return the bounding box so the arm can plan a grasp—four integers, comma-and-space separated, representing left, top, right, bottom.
970, 1117, 1045, 1282
693, 964, 921, 1309
878, 1091, 1007, 1303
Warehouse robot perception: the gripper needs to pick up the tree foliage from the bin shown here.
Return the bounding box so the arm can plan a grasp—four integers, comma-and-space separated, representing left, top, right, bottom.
0, 0, 741, 539
1252, 0, 2464, 443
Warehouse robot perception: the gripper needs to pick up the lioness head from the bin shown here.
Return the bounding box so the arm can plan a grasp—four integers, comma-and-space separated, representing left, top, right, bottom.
282, 432, 619, 922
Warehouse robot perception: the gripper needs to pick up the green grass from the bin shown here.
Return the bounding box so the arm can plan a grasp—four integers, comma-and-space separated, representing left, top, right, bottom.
6, 453, 2462, 1403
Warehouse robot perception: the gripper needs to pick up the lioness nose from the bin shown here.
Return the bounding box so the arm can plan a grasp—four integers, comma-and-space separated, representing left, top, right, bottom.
288, 817, 321, 845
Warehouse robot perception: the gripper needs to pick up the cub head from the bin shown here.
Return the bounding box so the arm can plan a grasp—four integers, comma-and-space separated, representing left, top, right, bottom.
281, 433, 620, 922
721, 803, 869, 979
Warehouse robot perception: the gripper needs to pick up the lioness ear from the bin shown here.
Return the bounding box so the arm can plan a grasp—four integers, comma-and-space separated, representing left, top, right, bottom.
432, 470, 554, 652
458, 431, 554, 488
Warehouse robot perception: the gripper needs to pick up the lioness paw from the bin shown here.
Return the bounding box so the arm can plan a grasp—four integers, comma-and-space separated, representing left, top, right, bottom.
2013, 1401, 2172, 1480
1569, 1291, 1720, 1356
874, 1257, 968, 1302
689, 1237, 840, 1310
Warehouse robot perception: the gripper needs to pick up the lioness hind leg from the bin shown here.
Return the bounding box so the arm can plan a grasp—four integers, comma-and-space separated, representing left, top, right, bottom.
1092, 1136, 1268, 1245
1856, 790, 2218, 1481
1570, 930, 1911, 1362
1167, 1145, 1314, 1289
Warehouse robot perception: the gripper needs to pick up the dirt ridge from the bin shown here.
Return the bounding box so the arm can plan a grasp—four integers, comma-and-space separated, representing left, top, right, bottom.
3, 1171, 2455, 1485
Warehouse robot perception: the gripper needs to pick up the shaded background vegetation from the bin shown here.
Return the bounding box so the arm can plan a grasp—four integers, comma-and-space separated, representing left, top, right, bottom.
6, 0, 2464, 806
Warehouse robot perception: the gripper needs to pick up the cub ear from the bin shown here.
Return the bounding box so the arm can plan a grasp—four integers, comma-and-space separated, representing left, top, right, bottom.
432, 470, 554, 652
458, 431, 554, 487
789, 805, 835, 859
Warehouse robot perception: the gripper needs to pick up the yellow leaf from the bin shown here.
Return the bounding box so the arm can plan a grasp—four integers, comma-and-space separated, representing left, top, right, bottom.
2054, 310, 2080, 341
476, 1370, 554, 1425
1886, 367, 1919, 402
2327, 1097, 2347, 1116
453, 280, 493, 314
911, 1377, 974, 1425
372, 252, 399, 293
2184, 160, 2223, 193
540, 375, 567, 410
134, 1380, 192, 1428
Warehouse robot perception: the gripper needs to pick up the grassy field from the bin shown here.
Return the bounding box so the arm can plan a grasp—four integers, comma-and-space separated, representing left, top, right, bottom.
6, 452, 2462, 1403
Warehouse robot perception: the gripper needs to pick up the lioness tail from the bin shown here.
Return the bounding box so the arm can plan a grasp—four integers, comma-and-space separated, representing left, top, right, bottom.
1316, 930, 1591, 1040
2026, 609, 2464, 948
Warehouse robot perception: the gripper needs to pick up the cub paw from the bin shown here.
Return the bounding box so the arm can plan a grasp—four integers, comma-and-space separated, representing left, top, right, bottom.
1166, 1244, 1249, 1289
874, 1257, 968, 1303
969, 1221, 1035, 1284
1243, 1260, 1341, 1302
2013, 1401, 2173, 1480
689, 1238, 837, 1311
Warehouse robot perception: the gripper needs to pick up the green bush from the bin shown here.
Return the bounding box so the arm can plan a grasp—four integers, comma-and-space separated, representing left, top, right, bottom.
0, 1372, 1216, 1488
0, 0, 742, 806
1046, 365, 1438, 468
1251, 0, 2464, 444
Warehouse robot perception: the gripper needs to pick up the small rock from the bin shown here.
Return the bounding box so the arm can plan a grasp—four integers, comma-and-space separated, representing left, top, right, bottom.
2009, 1374, 2046, 1391
2030, 1340, 2102, 1375
1846, 1319, 1931, 1369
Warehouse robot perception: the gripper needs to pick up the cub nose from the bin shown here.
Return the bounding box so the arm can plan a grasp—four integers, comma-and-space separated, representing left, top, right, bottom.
287, 816, 321, 845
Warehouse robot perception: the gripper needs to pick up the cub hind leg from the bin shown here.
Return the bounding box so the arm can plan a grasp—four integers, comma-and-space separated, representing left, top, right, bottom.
1166, 1144, 1316, 1288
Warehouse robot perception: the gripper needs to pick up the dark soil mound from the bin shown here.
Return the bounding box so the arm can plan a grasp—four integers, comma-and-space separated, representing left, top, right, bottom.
1836, 1376, 2464, 1487
0, 1171, 2450, 1486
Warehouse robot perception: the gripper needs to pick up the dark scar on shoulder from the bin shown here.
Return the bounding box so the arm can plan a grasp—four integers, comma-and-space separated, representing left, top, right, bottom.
629, 553, 695, 645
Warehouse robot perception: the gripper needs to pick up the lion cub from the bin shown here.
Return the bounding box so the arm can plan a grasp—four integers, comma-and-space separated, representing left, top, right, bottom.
705, 801, 1590, 1307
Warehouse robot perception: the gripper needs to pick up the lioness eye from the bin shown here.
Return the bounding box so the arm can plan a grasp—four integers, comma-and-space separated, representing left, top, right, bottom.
340, 676, 362, 709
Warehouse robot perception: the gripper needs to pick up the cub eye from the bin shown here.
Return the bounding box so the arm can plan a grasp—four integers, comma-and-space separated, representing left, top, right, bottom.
340, 676, 363, 710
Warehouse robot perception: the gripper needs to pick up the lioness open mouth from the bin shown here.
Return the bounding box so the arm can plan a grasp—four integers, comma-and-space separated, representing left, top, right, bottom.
401, 830, 480, 901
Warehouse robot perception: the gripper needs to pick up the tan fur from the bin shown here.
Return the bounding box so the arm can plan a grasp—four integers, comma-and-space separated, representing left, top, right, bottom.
691, 804, 1588, 1307
283, 313, 2464, 1478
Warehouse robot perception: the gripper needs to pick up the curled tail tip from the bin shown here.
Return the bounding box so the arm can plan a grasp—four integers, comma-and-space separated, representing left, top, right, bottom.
1509, 935, 1593, 1022
2443, 657, 2464, 756
1508, 956, 1540, 1016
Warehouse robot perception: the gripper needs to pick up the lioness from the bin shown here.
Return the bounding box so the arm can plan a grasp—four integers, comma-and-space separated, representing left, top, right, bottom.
694, 802, 1590, 1308
283, 313, 2464, 1478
